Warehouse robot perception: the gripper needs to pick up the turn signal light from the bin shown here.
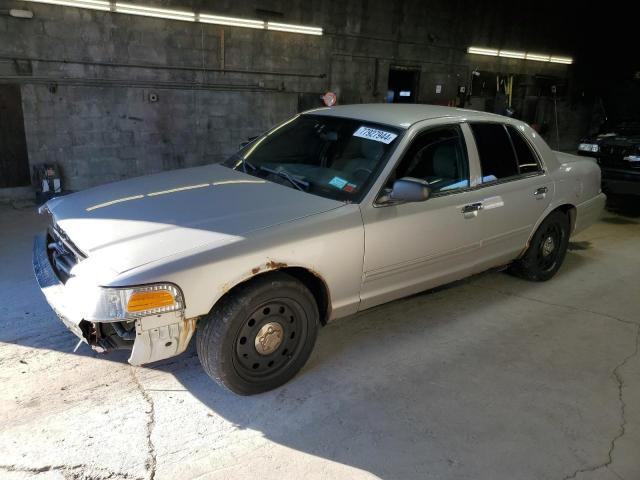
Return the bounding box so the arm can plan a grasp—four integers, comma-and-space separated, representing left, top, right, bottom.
127, 290, 176, 312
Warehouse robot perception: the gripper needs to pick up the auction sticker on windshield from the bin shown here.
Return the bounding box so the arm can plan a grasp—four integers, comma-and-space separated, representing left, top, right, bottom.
353, 126, 398, 144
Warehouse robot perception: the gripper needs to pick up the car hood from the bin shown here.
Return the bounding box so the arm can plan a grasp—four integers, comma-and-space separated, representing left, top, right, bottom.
600, 136, 640, 147
581, 133, 640, 145
45, 164, 343, 274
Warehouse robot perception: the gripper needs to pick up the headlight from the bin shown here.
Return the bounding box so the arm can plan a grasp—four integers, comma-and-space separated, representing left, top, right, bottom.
624, 155, 640, 163
578, 143, 599, 153
91, 283, 184, 320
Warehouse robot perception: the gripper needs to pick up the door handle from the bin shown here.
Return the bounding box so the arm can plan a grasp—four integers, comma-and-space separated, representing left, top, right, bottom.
533, 187, 548, 198
461, 202, 483, 216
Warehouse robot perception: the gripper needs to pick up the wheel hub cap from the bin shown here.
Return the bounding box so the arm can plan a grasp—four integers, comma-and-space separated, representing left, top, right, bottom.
542, 236, 556, 257
255, 322, 284, 355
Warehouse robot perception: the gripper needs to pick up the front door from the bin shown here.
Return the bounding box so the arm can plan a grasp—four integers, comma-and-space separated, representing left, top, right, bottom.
359, 124, 485, 310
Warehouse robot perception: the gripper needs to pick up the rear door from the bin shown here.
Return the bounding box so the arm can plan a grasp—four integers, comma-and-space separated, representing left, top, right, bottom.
467, 122, 552, 270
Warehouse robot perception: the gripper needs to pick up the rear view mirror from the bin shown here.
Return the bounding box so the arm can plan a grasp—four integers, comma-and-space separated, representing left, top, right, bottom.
379, 177, 430, 204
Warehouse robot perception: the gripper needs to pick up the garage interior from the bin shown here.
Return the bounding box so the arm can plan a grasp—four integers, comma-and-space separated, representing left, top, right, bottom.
1, 1, 639, 479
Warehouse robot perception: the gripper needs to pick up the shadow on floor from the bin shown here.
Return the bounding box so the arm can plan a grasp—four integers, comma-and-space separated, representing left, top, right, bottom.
568, 241, 592, 251
11, 255, 605, 478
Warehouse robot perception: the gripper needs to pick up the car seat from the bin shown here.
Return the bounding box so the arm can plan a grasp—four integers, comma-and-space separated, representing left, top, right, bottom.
336, 140, 385, 178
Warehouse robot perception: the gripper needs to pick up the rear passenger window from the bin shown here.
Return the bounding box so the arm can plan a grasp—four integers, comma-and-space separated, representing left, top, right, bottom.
470, 123, 518, 183
506, 125, 542, 174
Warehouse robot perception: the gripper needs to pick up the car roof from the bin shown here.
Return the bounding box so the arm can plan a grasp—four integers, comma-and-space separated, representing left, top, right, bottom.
304, 104, 508, 129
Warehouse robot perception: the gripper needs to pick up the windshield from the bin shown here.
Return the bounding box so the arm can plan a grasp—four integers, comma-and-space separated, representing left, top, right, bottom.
614, 122, 640, 137
221, 114, 402, 202
602, 121, 640, 137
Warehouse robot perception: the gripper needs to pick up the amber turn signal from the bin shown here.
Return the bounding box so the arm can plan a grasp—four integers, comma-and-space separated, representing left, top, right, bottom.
127, 290, 176, 312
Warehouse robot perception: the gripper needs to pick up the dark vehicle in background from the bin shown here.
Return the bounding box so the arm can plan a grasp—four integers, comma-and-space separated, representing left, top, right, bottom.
578, 121, 640, 196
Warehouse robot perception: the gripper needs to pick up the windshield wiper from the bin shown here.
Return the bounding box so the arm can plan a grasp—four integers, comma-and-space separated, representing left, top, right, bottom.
237, 159, 308, 192
258, 166, 309, 192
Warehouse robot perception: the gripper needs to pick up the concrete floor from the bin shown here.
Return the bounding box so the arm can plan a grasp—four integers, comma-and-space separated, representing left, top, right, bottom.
1, 200, 639, 480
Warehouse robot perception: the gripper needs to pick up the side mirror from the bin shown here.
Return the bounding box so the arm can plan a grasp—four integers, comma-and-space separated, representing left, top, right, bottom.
379, 177, 430, 204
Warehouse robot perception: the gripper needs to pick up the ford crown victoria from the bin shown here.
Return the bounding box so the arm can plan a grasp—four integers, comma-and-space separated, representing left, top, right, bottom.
34, 104, 605, 394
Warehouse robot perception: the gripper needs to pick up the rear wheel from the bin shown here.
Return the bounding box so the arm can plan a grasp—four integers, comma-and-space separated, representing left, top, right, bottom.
509, 211, 570, 281
196, 272, 319, 395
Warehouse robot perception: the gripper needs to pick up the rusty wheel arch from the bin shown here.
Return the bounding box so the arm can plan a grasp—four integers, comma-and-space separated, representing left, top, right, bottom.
520, 203, 576, 258
215, 266, 331, 326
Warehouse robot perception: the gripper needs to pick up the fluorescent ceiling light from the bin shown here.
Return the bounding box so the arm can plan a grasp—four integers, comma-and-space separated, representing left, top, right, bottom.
22, 0, 110, 11
199, 14, 264, 29
9, 9, 35, 18
267, 21, 323, 35
468, 46, 572, 64
468, 47, 499, 56
115, 3, 195, 22
21, 0, 323, 35
550, 56, 573, 64
525, 53, 551, 62
498, 50, 526, 59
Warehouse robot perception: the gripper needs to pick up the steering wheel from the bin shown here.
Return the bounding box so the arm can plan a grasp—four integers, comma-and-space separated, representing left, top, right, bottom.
352, 167, 373, 177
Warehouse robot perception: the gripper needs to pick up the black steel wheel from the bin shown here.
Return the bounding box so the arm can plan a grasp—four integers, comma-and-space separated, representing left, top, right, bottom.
509, 210, 570, 282
535, 222, 563, 273
196, 272, 319, 395
233, 298, 307, 382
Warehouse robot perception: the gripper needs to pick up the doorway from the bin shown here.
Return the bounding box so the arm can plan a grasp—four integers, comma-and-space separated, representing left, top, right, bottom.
0, 85, 30, 188
387, 67, 420, 103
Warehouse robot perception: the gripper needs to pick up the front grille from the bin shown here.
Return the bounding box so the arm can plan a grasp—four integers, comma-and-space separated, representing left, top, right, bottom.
601, 144, 631, 157
598, 144, 640, 170
47, 224, 85, 283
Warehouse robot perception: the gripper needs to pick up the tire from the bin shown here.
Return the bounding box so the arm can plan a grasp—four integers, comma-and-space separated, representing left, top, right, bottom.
509, 210, 570, 282
196, 272, 319, 395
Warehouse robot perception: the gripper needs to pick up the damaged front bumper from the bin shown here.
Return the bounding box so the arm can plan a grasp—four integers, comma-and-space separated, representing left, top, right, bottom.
32, 234, 196, 365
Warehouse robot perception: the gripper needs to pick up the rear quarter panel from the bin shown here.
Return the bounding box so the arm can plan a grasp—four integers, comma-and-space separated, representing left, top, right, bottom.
540, 151, 604, 236
553, 152, 605, 234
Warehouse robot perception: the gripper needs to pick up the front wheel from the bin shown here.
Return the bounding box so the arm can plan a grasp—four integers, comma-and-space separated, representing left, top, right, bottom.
196, 272, 319, 395
509, 211, 570, 281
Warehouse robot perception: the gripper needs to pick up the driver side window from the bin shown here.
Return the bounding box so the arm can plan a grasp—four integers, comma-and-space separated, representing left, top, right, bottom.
389, 125, 470, 194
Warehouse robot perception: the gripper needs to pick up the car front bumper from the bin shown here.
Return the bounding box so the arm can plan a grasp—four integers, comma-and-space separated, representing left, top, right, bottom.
601, 169, 640, 196
32, 234, 89, 343
33, 234, 197, 364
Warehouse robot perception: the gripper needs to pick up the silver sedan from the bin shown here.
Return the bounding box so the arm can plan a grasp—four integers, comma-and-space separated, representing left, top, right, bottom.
34, 104, 605, 394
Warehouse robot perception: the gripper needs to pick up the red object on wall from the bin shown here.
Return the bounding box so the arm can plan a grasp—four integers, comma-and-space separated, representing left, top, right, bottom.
322, 92, 337, 107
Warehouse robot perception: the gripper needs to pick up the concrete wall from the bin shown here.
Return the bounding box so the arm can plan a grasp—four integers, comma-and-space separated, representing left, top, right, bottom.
1, 0, 582, 191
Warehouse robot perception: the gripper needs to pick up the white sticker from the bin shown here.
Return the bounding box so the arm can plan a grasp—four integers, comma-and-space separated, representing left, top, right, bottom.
353, 126, 398, 144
